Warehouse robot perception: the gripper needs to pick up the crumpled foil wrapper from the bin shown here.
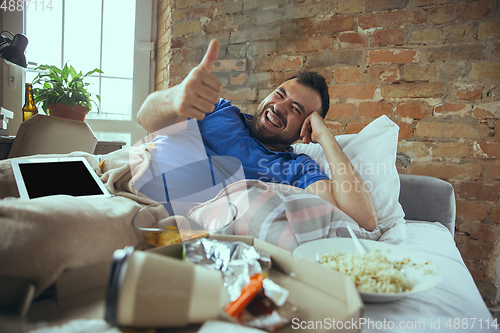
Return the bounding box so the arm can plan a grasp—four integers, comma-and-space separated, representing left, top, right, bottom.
184, 238, 272, 301
184, 238, 297, 332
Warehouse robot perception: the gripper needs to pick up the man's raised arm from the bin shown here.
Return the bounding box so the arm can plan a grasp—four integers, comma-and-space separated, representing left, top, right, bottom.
137, 39, 223, 134
301, 112, 378, 231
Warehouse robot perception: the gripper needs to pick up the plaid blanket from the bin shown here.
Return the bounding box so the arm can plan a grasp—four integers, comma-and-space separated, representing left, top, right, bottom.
190, 179, 384, 252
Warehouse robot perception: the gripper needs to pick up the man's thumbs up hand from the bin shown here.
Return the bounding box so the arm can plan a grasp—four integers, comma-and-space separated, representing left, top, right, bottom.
173, 39, 223, 121
198, 39, 220, 72
137, 39, 224, 133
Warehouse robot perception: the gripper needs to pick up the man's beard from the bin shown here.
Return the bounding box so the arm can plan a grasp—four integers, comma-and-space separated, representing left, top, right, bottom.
249, 104, 298, 149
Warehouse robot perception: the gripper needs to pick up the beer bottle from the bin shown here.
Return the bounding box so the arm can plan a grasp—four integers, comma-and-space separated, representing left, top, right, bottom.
22, 83, 38, 121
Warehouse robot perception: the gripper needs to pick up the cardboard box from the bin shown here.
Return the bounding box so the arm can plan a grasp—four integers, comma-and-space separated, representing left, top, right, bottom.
24, 235, 363, 333
149, 235, 364, 333
8, 114, 97, 158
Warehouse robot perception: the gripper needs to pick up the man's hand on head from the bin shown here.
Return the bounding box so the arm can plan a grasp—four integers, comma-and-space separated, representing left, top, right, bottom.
300, 112, 332, 145
173, 39, 223, 120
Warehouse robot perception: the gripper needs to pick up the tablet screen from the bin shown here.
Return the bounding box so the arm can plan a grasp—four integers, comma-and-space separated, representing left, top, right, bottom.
17, 160, 107, 199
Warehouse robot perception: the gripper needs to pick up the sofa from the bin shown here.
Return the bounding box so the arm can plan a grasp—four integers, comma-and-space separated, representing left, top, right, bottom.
362, 174, 496, 333
0, 114, 496, 332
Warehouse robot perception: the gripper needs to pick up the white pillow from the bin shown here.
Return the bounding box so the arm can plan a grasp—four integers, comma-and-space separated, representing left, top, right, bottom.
292, 115, 406, 243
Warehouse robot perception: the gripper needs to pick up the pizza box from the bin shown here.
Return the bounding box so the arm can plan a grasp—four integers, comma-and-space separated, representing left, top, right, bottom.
141, 234, 364, 333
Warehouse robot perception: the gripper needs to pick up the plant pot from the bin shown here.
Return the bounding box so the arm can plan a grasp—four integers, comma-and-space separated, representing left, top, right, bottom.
47, 103, 88, 122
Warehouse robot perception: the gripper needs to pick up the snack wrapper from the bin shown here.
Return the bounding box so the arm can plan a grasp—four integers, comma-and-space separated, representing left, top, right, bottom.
184, 238, 297, 332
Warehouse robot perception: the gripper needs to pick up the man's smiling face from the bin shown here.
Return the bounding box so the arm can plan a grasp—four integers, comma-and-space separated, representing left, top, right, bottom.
250, 78, 322, 151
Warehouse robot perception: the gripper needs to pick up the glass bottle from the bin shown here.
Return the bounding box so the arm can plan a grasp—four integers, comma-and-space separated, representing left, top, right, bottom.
22, 83, 38, 122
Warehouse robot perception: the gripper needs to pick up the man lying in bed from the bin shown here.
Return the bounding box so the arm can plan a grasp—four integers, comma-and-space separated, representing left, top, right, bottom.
137, 39, 378, 231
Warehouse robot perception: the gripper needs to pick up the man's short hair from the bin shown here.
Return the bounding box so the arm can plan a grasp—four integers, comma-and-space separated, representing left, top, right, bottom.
286, 72, 330, 118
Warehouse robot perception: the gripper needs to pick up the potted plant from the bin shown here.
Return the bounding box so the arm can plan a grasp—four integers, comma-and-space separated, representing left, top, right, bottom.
32, 62, 103, 121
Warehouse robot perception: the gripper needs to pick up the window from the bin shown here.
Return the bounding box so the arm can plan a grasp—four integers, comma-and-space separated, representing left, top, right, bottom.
22, 0, 154, 146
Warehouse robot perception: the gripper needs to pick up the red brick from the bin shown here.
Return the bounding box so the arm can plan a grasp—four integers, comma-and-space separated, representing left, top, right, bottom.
455, 235, 495, 261
457, 201, 488, 221
230, 73, 248, 85
358, 11, 405, 29
402, 64, 436, 82
381, 83, 445, 98
407, 9, 427, 24
317, 16, 355, 34
409, 162, 482, 181
199, 0, 224, 3
171, 37, 184, 49
326, 103, 355, 119
337, 0, 363, 14
253, 55, 302, 71
409, 28, 440, 44
473, 107, 495, 119
472, 62, 500, 79
346, 122, 370, 134
326, 122, 344, 135
455, 83, 483, 100
416, 122, 490, 139
395, 102, 428, 119
417, 0, 451, 6
306, 49, 363, 67
464, 260, 488, 281
359, 102, 392, 118
368, 66, 400, 83
489, 163, 500, 180
368, 49, 417, 64
433, 142, 470, 158
426, 46, 486, 62
221, 88, 257, 102
371, 28, 404, 46
301, 16, 355, 36
338, 32, 367, 48
213, 58, 247, 72
329, 85, 377, 100
494, 42, 500, 58
434, 103, 469, 115
187, 6, 216, 19
179, 48, 202, 63
366, 0, 408, 12
397, 122, 414, 138
490, 206, 500, 223
279, 37, 333, 53
456, 0, 496, 21
472, 101, 500, 120
478, 142, 500, 159
426, 5, 455, 25
170, 62, 196, 82
460, 182, 499, 201
458, 221, 500, 243
398, 141, 430, 158
334, 67, 364, 84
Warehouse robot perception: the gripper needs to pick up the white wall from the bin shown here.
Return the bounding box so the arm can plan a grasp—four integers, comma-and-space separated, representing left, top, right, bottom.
2, 9, 24, 135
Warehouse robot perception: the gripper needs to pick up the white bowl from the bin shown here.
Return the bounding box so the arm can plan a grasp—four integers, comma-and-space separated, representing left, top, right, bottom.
292, 238, 442, 303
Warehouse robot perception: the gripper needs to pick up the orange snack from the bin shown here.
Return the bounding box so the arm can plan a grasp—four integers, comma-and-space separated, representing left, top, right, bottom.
224, 273, 265, 319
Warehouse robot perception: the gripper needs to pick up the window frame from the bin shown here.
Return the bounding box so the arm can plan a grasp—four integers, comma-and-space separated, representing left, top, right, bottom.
2, 0, 155, 146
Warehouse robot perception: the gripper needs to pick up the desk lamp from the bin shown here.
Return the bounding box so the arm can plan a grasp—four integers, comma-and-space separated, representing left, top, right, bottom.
0, 31, 28, 68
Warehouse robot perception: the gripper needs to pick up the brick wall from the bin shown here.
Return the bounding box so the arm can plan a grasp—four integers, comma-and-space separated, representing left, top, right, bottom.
156, 0, 500, 306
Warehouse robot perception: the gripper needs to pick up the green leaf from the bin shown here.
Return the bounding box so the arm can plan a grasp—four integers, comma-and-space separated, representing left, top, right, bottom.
31, 62, 104, 115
